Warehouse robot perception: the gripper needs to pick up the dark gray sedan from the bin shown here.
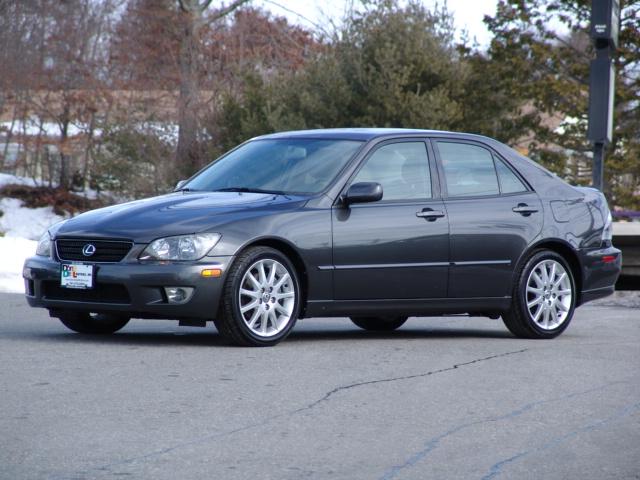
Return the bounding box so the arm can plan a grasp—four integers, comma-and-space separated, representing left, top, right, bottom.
23, 129, 621, 346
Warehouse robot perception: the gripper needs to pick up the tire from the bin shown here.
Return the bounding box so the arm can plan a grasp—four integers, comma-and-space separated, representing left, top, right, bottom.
502, 249, 576, 339
57, 311, 130, 334
350, 316, 408, 331
215, 246, 301, 347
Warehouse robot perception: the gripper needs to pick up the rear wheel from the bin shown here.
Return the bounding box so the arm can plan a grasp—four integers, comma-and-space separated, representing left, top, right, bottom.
215, 247, 301, 347
350, 316, 408, 331
502, 250, 576, 339
57, 311, 130, 334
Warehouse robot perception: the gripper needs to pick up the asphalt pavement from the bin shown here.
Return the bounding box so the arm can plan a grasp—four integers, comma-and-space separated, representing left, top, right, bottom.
1, 292, 638, 480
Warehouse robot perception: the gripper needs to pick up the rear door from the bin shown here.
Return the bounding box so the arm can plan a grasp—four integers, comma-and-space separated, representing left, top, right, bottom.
331, 139, 449, 300
433, 139, 543, 298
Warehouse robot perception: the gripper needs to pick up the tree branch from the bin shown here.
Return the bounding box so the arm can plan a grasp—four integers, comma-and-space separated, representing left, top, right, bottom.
179, 0, 215, 14
208, 0, 251, 22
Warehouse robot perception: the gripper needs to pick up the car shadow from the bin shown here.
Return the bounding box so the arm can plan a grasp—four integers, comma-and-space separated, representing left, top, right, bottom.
14, 324, 514, 348
14, 330, 229, 348
286, 327, 514, 343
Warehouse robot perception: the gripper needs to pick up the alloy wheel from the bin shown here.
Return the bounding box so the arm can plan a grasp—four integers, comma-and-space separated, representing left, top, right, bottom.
525, 259, 573, 330
238, 258, 296, 337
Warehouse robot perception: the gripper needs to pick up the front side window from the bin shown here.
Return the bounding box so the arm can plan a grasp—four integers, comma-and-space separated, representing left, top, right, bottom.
352, 142, 431, 201
437, 142, 499, 197
185, 138, 363, 194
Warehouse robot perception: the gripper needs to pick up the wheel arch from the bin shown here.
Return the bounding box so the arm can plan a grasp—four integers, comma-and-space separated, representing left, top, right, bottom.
234, 236, 309, 317
516, 239, 583, 305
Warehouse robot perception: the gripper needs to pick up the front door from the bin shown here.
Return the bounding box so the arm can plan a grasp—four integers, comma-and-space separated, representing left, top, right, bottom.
332, 140, 449, 300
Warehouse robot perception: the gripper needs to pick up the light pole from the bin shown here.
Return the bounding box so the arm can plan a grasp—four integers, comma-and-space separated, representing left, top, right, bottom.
587, 0, 620, 192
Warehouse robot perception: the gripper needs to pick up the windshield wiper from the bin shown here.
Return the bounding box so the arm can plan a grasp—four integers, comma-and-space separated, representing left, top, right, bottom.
214, 187, 288, 195
174, 187, 201, 193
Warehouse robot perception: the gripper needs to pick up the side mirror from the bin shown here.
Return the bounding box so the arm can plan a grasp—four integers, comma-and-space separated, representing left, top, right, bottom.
174, 180, 187, 191
343, 182, 383, 205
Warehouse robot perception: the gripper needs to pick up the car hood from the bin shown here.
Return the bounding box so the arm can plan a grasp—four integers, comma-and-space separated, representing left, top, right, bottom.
54, 191, 308, 243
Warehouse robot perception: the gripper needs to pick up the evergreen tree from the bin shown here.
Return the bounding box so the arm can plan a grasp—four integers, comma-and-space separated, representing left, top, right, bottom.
484, 0, 640, 208
214, 0, 468, 145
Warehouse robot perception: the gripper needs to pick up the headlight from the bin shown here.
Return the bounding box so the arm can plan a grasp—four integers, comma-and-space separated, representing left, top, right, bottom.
36, 231, 52, 257
139, 233, 221, 261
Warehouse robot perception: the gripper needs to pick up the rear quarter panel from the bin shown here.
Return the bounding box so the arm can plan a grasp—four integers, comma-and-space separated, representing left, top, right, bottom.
491, 141, 607, 251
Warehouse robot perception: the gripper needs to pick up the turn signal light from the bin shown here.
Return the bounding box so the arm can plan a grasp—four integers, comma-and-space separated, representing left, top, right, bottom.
201, 268, 222, 278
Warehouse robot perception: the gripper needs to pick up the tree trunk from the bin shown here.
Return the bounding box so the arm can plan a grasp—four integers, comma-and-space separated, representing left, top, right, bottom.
1, 106, 16, 171
82, 110, 96, 191
59, 104, 70, 190
176, 8, 200, 179
30, 116, 45, 184
175, 0, 250, 178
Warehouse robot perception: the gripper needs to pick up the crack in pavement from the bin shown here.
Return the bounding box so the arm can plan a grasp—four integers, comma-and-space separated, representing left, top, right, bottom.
295, 348, 528, 414
54, 348, 527, 479
481, 399, 640, 480
379, 381, 628, 480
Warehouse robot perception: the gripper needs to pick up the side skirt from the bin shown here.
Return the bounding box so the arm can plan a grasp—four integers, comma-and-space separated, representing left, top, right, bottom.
304, 297, 511, 318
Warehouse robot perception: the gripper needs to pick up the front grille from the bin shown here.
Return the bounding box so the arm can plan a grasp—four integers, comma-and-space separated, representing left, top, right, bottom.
42, 281, 131, 304
56, 239, 133, 262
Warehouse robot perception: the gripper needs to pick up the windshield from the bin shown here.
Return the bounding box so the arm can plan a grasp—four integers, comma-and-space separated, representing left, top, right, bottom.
184, 138, 363, 195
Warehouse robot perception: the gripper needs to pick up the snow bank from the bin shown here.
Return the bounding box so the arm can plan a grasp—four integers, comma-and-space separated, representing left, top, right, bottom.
0, 237, 36, 294
0, 172, 118, 293
0, 198, 66, 240
0, 172, 40, 188
0, 195, 64, 293
0, 171, 121, 202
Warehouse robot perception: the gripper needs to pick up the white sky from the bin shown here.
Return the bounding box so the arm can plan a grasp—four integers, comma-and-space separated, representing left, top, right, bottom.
255, 0, 498, 47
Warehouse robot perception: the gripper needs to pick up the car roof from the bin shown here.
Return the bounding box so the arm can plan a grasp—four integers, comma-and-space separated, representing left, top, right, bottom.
247, 128, 571, 196
254, 128, 494, 143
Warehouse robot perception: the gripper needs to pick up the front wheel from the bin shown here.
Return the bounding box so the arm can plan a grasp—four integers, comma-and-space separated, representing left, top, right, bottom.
502, 250, 576, 339
57, 311, 130, 334
215, 247, 301, 347
350, 316, 408, 331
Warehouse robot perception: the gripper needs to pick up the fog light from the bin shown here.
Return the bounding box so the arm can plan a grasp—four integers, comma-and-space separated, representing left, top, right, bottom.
164, 287, 194, 304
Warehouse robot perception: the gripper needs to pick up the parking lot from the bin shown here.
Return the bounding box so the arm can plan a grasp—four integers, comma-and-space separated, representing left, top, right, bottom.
1, 292, 638, 480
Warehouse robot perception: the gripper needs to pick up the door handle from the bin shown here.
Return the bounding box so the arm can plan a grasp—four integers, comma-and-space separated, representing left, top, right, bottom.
416, 209, 445, 221
512, 203, 539, 216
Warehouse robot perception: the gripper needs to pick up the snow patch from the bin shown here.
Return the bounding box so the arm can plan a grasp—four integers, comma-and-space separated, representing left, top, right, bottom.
0, 194, 65, 293
0, 172, 41, 188
0, 119, 89, 138
0, 185, 66, 294
0, 198, 66, 240
1, 171, 122, 202
0, 237, 36, 294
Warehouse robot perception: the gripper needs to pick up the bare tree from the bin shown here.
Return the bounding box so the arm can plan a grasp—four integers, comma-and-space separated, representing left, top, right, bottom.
1, 0, 119, 189
176, 0, 250, 178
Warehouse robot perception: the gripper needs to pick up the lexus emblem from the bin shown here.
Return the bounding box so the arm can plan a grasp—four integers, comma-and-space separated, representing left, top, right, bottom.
82, 244, 96, 257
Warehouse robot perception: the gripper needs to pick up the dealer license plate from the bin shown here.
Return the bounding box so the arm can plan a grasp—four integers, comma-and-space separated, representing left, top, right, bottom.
61, 263, 94, 289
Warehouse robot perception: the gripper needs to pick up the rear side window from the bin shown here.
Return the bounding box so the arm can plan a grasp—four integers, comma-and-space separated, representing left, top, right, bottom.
352, 142, 431, 201
495, 158, 527, 194
437, 142, 499, 197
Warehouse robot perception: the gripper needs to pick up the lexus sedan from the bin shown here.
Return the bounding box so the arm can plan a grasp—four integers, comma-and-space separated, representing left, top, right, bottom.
23, 129, 621, 346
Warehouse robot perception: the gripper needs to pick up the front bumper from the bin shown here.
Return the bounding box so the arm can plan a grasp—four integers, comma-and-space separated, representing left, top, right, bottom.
577, 245, 622, 306
23, 255, 233, 320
